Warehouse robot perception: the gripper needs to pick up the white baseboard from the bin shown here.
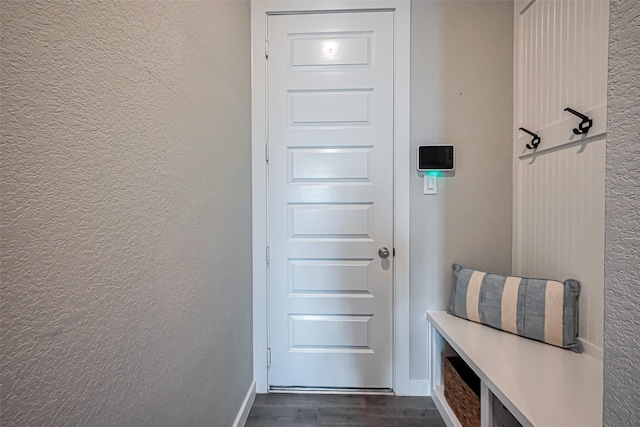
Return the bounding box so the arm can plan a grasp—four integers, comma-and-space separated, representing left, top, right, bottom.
580, 339, 603, 364
232, 380, 256, 427
405, 379, 430, 396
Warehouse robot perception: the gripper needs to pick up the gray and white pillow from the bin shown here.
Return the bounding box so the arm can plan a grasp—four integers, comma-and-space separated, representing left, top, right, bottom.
448, 264, 582, 352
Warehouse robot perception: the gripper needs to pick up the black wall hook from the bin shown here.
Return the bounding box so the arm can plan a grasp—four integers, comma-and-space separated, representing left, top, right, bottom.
519, 127, 541, 150
564, 108, 593, 135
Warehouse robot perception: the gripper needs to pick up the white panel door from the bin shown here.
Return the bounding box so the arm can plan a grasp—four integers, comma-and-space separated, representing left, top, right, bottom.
267, 11, 394, 389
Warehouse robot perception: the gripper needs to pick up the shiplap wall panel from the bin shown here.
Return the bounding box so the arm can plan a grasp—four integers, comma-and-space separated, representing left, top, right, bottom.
516, 0, 609, 154
515, 140, 606, 357
519, 0, 609, 131
514, 0, 608, 359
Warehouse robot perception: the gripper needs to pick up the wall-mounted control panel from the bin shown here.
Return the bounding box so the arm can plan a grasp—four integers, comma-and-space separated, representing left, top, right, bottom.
417, 145, 455, 172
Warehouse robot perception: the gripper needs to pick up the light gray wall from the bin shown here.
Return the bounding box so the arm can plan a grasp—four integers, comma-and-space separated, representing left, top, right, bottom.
0, 1, 252, 425
410, 0, 513, 379
604, 1, 640, 425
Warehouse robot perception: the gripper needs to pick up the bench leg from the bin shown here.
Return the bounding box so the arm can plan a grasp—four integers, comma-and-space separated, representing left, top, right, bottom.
481, 382, 494, 427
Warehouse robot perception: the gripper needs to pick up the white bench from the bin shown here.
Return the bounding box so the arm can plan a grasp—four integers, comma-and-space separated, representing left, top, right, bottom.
427, 311, 603, 427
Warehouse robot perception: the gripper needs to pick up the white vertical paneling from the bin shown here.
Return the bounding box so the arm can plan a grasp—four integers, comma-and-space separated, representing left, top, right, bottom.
514, 0, 608, 360
514, 139, 605, 358
545, 0, 552, 127
589, 2, 595, 107
571, 0, 579, 111
595, 0, 609, 110
535, 2, 542, 129
562, 0, 570, 122
526, 7, 532, 129
516, 0, 608, 153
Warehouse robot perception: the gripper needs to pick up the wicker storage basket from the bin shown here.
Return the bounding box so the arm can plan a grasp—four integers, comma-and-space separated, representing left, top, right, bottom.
444, 356, 481, 427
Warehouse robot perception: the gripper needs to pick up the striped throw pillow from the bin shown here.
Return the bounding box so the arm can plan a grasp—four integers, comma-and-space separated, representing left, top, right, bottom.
447, 264, 582, 353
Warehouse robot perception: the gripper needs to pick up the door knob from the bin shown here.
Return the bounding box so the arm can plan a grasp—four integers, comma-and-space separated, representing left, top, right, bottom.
378, 247, 390, 259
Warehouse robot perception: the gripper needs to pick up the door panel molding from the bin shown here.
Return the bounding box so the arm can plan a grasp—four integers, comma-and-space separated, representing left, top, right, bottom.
251, 0, 411, 395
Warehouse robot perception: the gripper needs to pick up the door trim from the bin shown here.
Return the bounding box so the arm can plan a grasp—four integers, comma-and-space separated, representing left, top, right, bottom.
250, 0, 411, 395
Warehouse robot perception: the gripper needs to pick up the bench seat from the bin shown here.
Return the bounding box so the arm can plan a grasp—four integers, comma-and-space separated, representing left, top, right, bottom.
427, 311, 603, 427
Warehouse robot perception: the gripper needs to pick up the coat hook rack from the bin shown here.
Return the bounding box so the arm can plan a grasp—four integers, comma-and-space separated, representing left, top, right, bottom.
564, 108, 593, 135
519, 127, 541, 150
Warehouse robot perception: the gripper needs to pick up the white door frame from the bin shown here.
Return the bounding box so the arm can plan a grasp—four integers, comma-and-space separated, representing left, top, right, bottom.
250, 0, 411, 395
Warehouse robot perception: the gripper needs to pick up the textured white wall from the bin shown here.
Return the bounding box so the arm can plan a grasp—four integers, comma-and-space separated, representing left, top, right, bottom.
410, 0, 514, 380
604, 0, 640, 425
0, 1, 252, 425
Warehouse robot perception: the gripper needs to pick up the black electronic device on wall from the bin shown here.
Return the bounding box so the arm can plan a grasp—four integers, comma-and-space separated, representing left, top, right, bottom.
417, 145, 455, 172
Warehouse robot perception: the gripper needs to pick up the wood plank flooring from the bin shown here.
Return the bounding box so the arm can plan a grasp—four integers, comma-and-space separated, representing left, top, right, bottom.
246, 393, 446, 427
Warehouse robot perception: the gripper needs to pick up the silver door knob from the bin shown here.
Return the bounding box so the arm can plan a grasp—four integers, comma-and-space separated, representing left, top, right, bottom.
378, 247, 390, 258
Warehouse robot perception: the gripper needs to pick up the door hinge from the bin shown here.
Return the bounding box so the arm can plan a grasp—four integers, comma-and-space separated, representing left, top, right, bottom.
265, 142, 269, 162
266, 246, 270, 265
265, 39, 269, 59
393, 248, 396, 257
267, 348, 272, 366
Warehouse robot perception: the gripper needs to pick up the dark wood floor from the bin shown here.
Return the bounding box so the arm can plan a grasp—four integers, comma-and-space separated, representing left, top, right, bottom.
246, 393, 446, 427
